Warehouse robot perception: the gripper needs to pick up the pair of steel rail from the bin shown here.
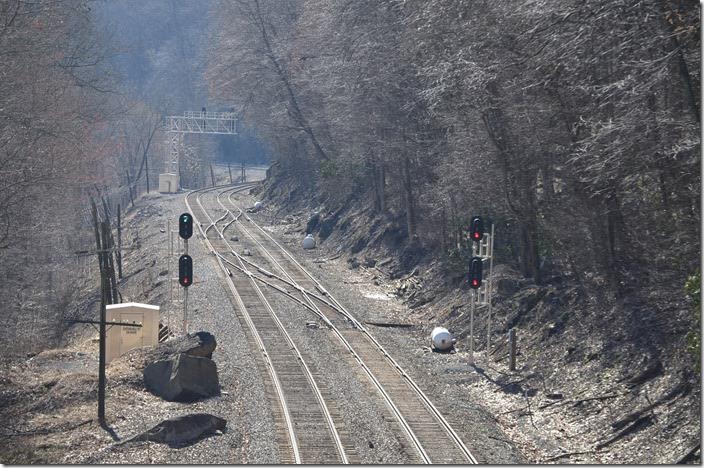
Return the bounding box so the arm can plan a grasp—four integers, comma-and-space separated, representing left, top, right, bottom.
184, 183, 477, 464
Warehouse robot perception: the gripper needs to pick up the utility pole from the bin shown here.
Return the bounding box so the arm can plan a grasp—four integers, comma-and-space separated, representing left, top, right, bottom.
228, 163, 233, 184
84, 197, 139, 426
97, 242, 107, 424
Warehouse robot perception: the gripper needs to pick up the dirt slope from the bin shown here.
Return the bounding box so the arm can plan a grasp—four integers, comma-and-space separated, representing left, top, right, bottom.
253, 173, 701, 464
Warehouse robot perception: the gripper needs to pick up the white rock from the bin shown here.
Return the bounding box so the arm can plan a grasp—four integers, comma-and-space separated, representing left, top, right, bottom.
430, 327, 454, 351
302, 234, 316, 250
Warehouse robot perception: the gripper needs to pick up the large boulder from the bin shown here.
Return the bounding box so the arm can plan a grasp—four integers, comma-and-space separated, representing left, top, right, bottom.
146, 331, 217, 362
122, 413, 227, 447
144, 353, 220, 402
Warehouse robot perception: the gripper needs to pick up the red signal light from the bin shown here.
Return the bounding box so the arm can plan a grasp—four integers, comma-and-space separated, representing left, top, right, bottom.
470, 216, 484, 242
179, 254, 193, 287
468, 257, 482, 289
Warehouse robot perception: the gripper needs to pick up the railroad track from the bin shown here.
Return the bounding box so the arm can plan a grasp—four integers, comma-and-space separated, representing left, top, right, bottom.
215, 186, 478, 464
185, 184, 354, 464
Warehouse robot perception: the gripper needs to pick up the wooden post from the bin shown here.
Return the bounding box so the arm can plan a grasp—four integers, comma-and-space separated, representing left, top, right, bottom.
509, 328, 517, 371
116, 204, 122, 280
228, 163, 233, 184
210, 164, 216, 186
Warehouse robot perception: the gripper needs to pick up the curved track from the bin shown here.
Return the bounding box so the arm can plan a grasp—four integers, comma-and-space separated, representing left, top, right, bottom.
185, 183, 478, 464
185, 184, 352, 464
217, 186, 478, 464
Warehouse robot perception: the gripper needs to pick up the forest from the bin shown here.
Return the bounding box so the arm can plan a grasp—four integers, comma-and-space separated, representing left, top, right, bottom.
0, 0, 266, 352
208, 1, 700, 308
0, 0, 700, 464
206, 0, 701, 352
0, 0, 700, 365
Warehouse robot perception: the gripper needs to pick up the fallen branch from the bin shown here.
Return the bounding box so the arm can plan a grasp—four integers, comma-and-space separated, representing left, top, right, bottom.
500, 378, 526, 388
501, 405, 529, 415
543, 450, 595, 463
596, 415, 653, 450
538, 399, 562, 410
572, 393, 620, 406
364, 321, 414, 328
611, 388, 674, 431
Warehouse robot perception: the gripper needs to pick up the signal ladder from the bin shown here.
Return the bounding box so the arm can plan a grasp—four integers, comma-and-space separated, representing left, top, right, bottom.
467, 222, 495, 365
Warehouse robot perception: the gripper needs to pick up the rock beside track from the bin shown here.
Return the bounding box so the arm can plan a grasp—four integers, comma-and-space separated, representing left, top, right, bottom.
148, 331, 217, 361
144, 353, 220, 402
120, 413, 227, 447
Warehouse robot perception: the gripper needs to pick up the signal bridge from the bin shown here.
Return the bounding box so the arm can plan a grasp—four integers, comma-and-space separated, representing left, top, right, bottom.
159, 109, 237, 193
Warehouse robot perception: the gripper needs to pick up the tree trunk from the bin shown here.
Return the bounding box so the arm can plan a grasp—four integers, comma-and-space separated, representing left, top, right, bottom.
90, 199, 106, 284
145, 149, 150, 193
253, 0, 329, 162
449, 192, 460, 250
660, 7, 700, 122
441, 206, 447, 253
605, 190, 627, 293
125, 170, 135, 208
101, 221, 118, 305
518, 219, 541, 284
378, 164, 386, 213
373, 161, 386, 214
116, 204, 122, 280
402, 155, 416, 240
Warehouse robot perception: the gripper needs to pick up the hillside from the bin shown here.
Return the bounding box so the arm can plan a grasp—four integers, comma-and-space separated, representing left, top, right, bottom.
253, 168, 701, 463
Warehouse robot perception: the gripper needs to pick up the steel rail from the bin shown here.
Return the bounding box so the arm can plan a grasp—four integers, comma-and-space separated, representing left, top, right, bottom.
216, 191, 436, 462
184, 183, 301, 464
210, 190, 349, 464
186, 184, 349, 464
225, 188, 479, 464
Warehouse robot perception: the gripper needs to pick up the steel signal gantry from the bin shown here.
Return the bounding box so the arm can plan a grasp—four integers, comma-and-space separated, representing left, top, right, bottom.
159, 110, 238, 193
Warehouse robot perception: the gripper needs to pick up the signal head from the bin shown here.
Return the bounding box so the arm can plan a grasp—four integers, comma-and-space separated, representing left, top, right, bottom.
468, 256, 483, 289
179, 212, 193, 239
470, 216, 484, 242
179, 254, 193, 287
